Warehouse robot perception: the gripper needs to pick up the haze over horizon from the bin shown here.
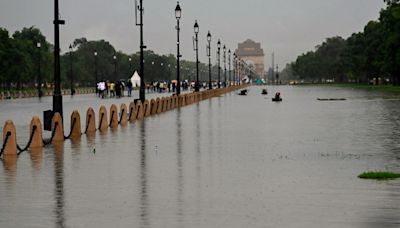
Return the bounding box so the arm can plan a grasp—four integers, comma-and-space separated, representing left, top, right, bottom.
0, 0, 386, 70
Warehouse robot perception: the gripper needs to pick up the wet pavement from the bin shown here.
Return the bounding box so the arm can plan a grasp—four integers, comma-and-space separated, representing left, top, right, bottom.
1, 86, 400, 227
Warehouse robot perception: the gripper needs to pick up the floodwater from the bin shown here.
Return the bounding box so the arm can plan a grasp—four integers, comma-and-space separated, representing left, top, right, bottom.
0, 86, 400, 228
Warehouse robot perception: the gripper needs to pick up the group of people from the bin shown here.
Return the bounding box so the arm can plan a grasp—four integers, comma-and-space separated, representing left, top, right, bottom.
97, 79, 133, 99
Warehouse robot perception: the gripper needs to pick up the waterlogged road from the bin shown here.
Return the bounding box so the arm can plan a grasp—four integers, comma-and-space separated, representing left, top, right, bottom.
0, 86, 400, 227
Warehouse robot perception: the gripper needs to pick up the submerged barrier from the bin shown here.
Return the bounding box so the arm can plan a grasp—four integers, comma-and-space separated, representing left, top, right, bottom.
0, 85, 247, 157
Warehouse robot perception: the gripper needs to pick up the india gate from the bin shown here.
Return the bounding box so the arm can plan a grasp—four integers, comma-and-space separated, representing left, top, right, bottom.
235, 39, 265, 78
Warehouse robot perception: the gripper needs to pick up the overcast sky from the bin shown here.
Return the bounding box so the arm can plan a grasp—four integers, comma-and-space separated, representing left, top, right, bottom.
0, 0, 386, 69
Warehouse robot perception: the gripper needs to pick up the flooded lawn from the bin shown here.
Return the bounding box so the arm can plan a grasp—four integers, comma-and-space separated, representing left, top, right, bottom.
1, 86, 400, 227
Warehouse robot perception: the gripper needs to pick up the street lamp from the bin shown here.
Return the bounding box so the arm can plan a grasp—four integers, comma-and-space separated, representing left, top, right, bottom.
128, 57, 132, 73
233, 52, 237, 85
228, 49, 231, 86
223, 45, 226, 87
135, 0, 146, 102
94, 51, 98, 94
217, 39, 221, 88
206, 31, 212, 90
175, 1, 182, 95
69, 44, 74, 96
36, 42, 42, 98
113, 54, 117, 80
193, 20, 200, 92
53, 0, 65, 119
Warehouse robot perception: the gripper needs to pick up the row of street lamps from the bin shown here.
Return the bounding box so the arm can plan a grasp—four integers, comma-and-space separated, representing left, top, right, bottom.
175, 2, 241, 94
48, 0, 253, 123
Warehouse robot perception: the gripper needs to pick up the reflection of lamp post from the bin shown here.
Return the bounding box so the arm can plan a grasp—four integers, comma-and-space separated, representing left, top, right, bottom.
69, 44, 74, 95
175, 1, 182, 95
217, 39, 221, 88
94, 51, 98, 93
223, 45, 226, 87
228, 49, 231, 86
207, 31, 212, 90
37, 42, 42, 98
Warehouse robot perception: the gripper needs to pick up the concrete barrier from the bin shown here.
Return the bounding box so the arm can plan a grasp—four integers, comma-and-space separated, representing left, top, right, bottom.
2, 120, 17, 155
51, 113, 64, 143
29, 116, 43, 148
70, 111, 82, 138
85, 107, 96, 134
150, 99, 157, 115
156, 98, 163, 114
136, 100, 145, 120
129, 102, 137, 123
161, 97, 167, 112
98, 105, 108, 131
143, 100, 151, 117
119, 103, 128, 125
109, 104, 119, 128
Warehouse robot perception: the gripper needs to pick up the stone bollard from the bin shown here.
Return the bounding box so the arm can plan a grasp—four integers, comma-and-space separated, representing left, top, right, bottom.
85, 107, 96, 135
98, 105, 108, 131
136, 100, 145, 120
156, 98, 163, 114
29, 116, 43, 148
143, 100, 151, 117
129, 102, 137, 123
109, 104, 118, 128
150, 99, 157, 115
51, 113, 64, 143
162, 97, 167, 112
166, 97, 171, 111
69, 111, 82, 138
171, 96, 177, 109
119, 103, 128, 125
2, 120, 17, 155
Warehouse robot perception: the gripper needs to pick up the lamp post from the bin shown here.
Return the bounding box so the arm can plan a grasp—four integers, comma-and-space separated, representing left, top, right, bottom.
193, 20, 199, 92
223, 45, 226, 87
53, 0, 65, 118
69, 44, 74, 96
94, 51, 98, 94
113, 54, 117, 80
233, 53, 236, 85
175, 1, 182, 95
135, 0, 146, 102
129, 57, 132, 73
276, 64, 279, 84
228, 49, 231, 86
36, 42, 42, 98
217, 39, 221, 88
206, 31, 212, 90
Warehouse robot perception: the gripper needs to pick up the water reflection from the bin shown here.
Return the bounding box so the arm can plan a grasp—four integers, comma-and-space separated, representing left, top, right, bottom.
195, 103, 202, 218
176, 108, 184, 228
53, 143, 66, 228
2, 155, 17, 187
30, 147, 43, 177
138, 120, 149, 228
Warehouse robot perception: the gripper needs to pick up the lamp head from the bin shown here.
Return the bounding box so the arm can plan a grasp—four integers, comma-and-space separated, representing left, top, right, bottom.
194, 20, 199, 34
207, 31, 211, 42
175, 2, 181, 20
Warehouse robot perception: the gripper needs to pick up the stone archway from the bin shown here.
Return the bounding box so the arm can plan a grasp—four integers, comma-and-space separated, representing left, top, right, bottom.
235, 39, 265, 78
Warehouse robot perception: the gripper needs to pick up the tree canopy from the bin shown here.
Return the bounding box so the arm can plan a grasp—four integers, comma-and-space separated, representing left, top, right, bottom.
288, 1, 400, 85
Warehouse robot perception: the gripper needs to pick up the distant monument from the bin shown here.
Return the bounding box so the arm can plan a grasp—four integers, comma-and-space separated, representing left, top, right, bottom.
235, 39, 265, 78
